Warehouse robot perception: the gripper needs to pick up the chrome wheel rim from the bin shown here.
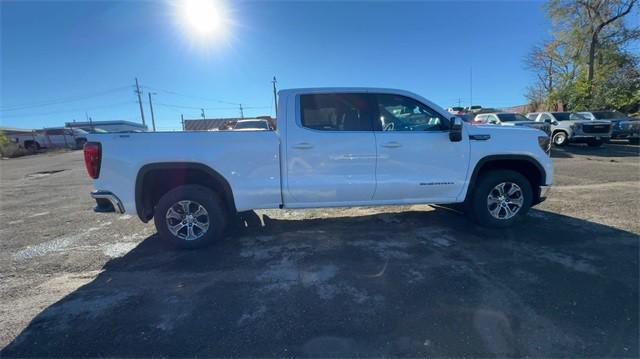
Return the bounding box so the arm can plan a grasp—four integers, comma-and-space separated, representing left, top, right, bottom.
487, 182, 524, 220
553, 133, 566, 145
165, 200, 209, 241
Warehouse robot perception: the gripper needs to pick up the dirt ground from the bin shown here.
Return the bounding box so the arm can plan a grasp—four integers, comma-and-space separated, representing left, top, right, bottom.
0, 143, 638, 357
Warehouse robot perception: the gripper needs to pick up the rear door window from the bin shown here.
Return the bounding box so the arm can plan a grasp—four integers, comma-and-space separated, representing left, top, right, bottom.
300, 93, 375, 131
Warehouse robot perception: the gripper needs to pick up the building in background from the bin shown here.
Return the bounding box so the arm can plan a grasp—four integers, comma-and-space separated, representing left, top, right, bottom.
65, 120, 148, 133
184, 116, 275, 131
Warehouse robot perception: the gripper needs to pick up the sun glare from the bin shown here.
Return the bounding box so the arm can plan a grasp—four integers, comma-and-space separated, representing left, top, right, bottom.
175, 0, 231, 43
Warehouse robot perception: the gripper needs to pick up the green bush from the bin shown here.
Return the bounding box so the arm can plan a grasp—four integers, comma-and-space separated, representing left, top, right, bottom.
0, 132, 31, 158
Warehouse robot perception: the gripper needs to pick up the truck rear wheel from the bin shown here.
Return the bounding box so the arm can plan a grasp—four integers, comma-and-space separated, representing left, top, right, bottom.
153, 185, 227, 249
469, 170, 532, 228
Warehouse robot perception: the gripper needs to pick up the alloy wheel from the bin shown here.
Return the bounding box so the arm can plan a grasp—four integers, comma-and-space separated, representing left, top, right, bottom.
487, 182, 524, 220
165, 200, 210, 240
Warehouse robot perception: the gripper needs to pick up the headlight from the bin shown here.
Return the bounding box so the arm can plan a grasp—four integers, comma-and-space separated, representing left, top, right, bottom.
570, 123, 582, 130
538, 135, 551, 154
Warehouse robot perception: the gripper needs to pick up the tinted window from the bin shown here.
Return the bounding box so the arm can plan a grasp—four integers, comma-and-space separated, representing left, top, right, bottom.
592, 111, 628, 119
376, 94, 446, 132
45, 129, 64, 135
551, 112, 582, 121
234, 120, 269, 130
497, 113, 530, 122
300, 93, 374, 131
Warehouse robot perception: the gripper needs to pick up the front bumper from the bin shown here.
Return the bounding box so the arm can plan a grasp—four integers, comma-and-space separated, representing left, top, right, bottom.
91, 191, 124, 213
534, 185, 551, 205
611, 129, 640, 139
569, 134, 610, 142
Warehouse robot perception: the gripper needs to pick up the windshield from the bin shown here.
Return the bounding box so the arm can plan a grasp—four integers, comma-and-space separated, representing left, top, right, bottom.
552, 112, 587, 121
592, 111, 628, 119
234, 120, 269, 130
497, 113, 530, 122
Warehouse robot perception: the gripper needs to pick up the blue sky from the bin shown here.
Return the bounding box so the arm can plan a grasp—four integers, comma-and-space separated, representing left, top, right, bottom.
1, 0, 551, 131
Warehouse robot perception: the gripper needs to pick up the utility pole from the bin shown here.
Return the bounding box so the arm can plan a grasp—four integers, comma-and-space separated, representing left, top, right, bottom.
181, 114, 185, 131
272, 76, 278, 116
85, 112, 94, 132
135, 78, 146, 127
239, 104, 244, 119
469, 66, 473, 108
148, 92, 157, 132
200, 108, 205, 119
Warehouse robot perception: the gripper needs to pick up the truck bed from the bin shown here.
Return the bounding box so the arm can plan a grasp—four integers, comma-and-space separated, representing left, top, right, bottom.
90, 131, 282, 215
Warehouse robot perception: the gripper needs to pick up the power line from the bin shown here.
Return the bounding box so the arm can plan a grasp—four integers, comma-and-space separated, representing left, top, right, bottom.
1, 86, 132, 111
142, 85, 233, 104
0, 101, 136, 119
155, 102, 237, 110
154, 102, 269, 111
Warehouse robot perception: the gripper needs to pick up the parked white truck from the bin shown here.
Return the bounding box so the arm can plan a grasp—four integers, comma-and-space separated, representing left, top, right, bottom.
85, 88, 553, 248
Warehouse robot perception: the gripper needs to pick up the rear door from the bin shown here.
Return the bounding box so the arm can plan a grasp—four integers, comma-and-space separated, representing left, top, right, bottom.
372, 94, 469, 202
285, 93, 377, 205
44, 129, 69, 147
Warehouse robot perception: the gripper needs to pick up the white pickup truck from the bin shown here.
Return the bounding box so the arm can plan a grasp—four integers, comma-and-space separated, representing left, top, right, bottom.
85, 88, 553, 248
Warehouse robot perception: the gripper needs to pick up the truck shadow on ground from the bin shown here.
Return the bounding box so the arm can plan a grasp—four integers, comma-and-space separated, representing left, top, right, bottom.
552, 142, 639, 159
2, 209, 638, 357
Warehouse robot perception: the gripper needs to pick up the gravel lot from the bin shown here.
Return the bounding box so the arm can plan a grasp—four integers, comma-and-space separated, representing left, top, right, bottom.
1, 143, 638, 357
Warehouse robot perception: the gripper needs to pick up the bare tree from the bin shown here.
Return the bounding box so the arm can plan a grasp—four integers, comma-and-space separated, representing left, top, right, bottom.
574, 0, 637, 94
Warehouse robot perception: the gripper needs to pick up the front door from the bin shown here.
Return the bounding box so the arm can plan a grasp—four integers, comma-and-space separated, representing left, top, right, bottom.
285, 93, 377, 205
372, 94, 469, 203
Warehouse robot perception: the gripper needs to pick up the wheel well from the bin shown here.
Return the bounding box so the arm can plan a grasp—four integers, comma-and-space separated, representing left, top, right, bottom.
467, 157, 546, 203
23, 140, 40, 149
552, 129, 568, 136
135, 163, 236, 222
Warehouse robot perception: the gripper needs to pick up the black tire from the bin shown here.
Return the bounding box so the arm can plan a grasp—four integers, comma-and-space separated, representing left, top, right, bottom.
469, 170, 533, 228
629, 138, 640, 145
25, 141, 40, 151
587, 140, 603, 147
153, 185, 227, 249
552, 131, 568, 146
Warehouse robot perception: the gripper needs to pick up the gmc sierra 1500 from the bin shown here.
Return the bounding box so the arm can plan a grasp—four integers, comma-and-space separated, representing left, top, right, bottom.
85, 88, 553, 248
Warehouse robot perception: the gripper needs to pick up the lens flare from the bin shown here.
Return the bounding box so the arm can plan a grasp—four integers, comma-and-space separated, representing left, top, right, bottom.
174, 0, 231, 44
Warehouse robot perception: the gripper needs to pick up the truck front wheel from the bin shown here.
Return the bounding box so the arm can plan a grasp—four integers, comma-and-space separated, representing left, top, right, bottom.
552, 131, 568, 146
154, 185, 227, 248
469, 170, 532, 228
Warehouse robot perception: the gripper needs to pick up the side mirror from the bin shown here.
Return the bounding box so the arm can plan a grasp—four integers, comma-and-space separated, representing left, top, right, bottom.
449, 117, 463, 142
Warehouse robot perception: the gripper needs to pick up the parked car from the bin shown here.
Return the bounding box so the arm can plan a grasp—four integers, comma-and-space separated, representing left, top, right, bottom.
577, 111, 640, 144
232, 119, 271, 131
473, 113, 551, 136
465, 105, 482, 113
43, 128, 88, 149
85, 87, 553, 248
447, 106, 465, 115
12, 127, 87, 150
527, 112, 611, 147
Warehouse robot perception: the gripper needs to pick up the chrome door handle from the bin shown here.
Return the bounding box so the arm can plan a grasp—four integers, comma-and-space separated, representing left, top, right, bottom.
292, 142, 313, 150
382, 141, 401, 148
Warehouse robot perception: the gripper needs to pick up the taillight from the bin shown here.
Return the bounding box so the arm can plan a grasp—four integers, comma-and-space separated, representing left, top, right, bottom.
83, 142, 101, 179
